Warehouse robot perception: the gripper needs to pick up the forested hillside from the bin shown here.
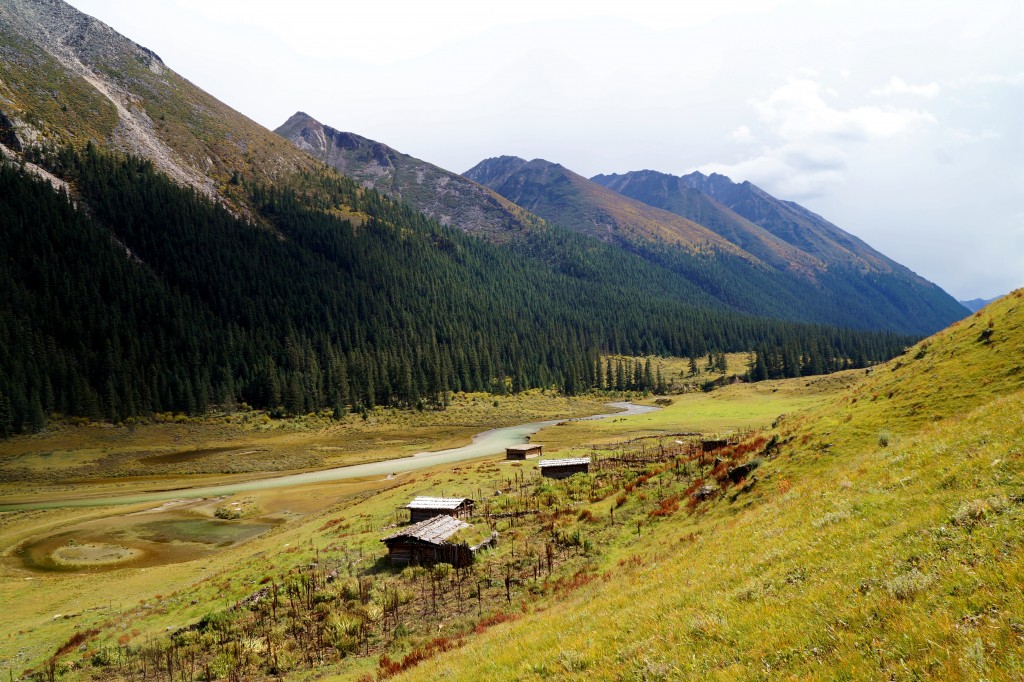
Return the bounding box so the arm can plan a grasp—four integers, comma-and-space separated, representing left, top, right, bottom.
468, 157, 966, 335
0, 146, 912, 434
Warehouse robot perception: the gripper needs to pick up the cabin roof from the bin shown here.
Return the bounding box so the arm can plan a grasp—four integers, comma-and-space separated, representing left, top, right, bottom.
382, 515, 470, 545
404, 496, 472, 510
506, 444, 541, 452
537, 457, 591, 468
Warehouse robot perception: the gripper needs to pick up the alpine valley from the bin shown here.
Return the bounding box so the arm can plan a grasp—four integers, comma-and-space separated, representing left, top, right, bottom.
3, 2, 1020, 682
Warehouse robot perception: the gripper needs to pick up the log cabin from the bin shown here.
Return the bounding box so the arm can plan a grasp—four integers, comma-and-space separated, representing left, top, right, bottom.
506, 444, 543, 460
537, 457, 591, 479
381, 515, 473, 567
404, 496, 475, 523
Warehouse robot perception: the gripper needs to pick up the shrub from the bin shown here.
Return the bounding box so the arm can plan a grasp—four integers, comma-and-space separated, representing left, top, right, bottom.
951, 496, 1007, 527
885, 569, 935, 600
649, 494, 680, 518
811, 510, 851, 528
213, 505, 241, 519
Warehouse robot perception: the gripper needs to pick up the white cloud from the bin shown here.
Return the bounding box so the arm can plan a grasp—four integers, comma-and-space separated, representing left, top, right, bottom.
697, 77, 941, 199
751, 78, 936, 142
730, 125, 754, 143
870, 76, 941, 98
696, 142, 846, 200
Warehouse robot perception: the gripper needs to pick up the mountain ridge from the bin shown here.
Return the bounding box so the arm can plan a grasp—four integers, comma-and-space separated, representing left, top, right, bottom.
594, 168, 909, 276
464, 155, 751, 257
274, 112, 545, 240
0, 0, 320, 208
960, 296, 1001, 312
468, 156, 967, 335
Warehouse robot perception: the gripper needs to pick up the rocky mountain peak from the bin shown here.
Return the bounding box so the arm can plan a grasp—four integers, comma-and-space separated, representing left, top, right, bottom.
1, 0, 164, 74
275, 116, 545, 238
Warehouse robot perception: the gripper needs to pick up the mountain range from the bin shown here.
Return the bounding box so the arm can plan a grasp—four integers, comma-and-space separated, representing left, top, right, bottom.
960, 296, 1001, 312
0, 0, 966, 429
465, 156, 965, 333
592, 168, 910, 273
275, 110, 965, 335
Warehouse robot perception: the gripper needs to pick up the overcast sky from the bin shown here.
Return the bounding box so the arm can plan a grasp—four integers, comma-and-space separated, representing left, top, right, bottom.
67, 0, 1022, 300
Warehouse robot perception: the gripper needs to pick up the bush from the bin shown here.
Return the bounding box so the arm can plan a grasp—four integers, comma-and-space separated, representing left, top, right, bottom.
214, 505, 242, 520
884, 569, 935, 600
951, 496, 1007, 527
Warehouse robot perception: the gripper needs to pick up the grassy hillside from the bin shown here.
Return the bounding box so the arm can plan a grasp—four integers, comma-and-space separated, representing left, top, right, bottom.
0, 0, 319, 207
4, 291, 1018, 680
0, 369, 860, 680
389, 291, 1024, 681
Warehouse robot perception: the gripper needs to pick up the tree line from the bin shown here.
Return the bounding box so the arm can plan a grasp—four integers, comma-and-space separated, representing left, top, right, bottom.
0, 145, 915, 435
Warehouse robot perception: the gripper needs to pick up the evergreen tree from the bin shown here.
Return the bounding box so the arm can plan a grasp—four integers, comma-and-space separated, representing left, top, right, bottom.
0, 147, 915, 431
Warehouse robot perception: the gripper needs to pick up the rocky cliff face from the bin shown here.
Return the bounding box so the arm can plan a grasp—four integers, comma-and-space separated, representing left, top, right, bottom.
275, 112, 544, 239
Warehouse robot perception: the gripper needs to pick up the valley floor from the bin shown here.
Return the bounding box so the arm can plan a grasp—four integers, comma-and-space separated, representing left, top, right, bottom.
0, 374, 825, 680
3, 292, 1022, 682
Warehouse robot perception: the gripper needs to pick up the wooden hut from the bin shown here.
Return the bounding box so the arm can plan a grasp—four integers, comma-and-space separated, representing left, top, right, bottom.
405, 496, 474, 523
701, 438, 729, 452
381, 515, 473, 567
506, 444, 543, 460
538, 457, 591, 479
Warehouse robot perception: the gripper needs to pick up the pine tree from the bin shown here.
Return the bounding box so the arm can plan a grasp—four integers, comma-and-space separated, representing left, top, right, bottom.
0, 392, 14, 438
29, 393, 47, 432
715, 352, 727, 373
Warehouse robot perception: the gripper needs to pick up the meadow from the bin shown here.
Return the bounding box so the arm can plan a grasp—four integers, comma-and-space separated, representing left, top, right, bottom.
391, 293, 1024, 681
0, 355, 863, 680
0, 390, 612, 507
8, 291, 1021, 682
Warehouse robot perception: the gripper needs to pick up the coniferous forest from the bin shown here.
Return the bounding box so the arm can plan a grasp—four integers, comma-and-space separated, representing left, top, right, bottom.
0, 145, 914, 434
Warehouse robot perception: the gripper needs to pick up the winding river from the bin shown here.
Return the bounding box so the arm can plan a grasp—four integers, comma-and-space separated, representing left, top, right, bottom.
0, 402, 658, 511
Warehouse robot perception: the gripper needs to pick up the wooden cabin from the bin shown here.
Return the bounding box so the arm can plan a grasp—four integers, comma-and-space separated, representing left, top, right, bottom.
382, 515, 473, 567
405, 496, 474, 523
701, 438, 729, 452
538, 457, 591, 479
506, 444, 543, 460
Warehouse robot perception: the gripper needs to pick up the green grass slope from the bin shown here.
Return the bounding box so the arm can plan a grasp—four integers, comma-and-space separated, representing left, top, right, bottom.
393, 291, 1024, 681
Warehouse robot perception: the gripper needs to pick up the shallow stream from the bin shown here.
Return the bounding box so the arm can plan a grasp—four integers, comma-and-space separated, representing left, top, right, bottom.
0, 401, 657, 511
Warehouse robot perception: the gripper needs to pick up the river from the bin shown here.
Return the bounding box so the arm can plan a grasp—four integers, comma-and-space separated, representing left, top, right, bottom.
0, 402, 658, 511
